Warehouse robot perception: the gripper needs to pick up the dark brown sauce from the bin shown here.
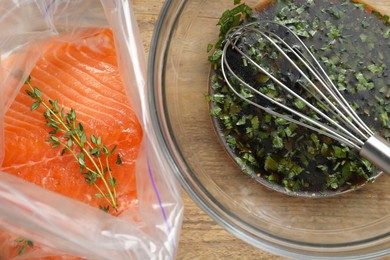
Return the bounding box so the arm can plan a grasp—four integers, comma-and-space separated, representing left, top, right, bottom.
209, 0, 390, 196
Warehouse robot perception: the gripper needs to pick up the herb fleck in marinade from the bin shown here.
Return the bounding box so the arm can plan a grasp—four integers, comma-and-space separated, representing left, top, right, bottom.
208, 0, 390, 195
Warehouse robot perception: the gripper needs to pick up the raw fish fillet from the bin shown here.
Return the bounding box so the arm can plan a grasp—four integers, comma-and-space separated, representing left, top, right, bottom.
0, 29, 143, 259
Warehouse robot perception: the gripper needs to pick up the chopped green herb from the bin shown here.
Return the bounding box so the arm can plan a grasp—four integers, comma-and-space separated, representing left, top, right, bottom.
207, 43, 213, 52
208, 0, 389, 194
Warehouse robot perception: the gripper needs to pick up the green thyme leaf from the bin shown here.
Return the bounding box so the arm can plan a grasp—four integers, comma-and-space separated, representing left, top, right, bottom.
80, 132, 87, 146
78, 123, 84, 132
116, 155, 122, 165
91, 134, 97, 144
25, 76, 31, 84
108, 177, 117, 187
103, 145, 109, 155
33, 87, 42, 99
25, 89, 36, 99
99, 205, 110, 213
107, 145, 117, 156
84, 171, 98, 184
18, 246, 26, 255
31, 102, 40, 111
50, 136, 59, 142
78, 153, 86, 167
90, 148, 101, 157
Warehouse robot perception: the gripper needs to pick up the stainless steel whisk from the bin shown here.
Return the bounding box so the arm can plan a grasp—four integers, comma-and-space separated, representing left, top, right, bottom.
221, 21, 390, 174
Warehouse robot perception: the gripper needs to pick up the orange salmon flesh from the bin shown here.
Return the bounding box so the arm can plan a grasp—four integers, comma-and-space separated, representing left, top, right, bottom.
0, 29, 143, 259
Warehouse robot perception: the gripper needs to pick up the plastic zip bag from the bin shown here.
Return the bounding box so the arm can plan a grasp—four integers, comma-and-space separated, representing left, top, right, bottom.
0, 0, 183, 259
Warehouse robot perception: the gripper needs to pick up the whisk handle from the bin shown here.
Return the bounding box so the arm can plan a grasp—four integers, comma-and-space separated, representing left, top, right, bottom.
360, 135, 390, 175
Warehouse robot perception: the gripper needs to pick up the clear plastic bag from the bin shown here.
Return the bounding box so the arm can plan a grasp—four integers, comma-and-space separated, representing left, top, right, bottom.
0, 0, 183, 259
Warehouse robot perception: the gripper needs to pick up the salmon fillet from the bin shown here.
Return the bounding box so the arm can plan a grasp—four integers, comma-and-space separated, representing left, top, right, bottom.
0, 29, 143, 259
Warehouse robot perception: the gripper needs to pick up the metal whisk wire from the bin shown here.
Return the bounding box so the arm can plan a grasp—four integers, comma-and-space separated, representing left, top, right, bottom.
220, 21, 390, 174
221, 21, 373, 150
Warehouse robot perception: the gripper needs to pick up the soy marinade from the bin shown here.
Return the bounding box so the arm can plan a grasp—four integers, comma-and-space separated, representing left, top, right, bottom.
208, 0, 390, 194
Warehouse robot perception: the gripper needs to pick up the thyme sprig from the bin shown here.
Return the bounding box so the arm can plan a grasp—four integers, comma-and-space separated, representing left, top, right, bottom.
14, 237, 33, 255
24, 76, 122, 211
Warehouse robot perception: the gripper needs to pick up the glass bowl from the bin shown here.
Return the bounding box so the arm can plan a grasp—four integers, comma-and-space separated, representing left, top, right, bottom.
148, 0, 390, 258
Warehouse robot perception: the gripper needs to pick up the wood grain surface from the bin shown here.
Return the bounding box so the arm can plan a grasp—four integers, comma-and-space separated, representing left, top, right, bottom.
132, 1, 282, 259
131, 1, 390, 259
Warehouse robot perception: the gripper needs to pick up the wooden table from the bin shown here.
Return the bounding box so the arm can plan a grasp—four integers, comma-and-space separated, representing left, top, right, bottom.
132, 1, 281, 259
